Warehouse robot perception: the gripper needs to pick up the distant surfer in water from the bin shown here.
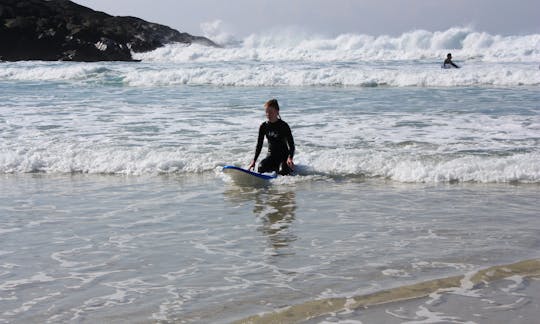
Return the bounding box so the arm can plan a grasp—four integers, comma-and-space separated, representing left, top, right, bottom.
248, 99, 295, 175
443, 53, 460, 68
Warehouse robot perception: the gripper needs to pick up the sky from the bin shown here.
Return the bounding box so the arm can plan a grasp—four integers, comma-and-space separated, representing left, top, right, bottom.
73, 0, 540, 38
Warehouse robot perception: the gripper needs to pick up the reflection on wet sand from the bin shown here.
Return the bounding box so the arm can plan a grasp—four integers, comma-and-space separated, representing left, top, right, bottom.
223, 186, 297, 254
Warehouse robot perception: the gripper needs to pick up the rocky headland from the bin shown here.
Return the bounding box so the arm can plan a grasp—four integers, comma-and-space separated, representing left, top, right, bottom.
0, 0, 218, 62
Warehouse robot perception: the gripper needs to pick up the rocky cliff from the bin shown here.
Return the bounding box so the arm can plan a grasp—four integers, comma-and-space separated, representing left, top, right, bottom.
0, 0, 218, 61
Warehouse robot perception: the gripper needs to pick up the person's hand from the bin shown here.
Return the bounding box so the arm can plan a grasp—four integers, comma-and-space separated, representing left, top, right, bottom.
286, 157, 295, 170
248, 160, 255, 171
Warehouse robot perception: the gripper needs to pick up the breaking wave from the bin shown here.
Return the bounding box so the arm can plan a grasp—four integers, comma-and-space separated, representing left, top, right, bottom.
136, 26, 540, 63
1, 26, 539, 88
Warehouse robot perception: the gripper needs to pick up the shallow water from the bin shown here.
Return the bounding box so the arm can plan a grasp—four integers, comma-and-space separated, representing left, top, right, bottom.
1, 174, 539, 322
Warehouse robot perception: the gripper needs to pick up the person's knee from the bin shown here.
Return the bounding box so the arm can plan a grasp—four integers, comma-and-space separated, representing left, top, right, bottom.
258, 158, 277, 173
279, 163, 292, 175
257, 160, 270, 173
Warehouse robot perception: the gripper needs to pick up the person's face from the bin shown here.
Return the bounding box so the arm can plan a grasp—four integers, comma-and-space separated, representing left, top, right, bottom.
265, 105, 278, 122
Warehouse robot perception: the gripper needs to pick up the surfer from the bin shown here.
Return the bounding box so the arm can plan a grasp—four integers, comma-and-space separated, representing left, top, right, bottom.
248, 99, 295, 175
443, 53, 460, 68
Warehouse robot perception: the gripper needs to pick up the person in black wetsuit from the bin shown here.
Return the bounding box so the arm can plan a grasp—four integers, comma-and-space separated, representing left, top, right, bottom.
443, 53, 460, 68
248, 99, 295, 175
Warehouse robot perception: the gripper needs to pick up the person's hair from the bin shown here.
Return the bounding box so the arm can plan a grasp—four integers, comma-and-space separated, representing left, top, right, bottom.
265, 99, 280, 111
447, 53, 452, 57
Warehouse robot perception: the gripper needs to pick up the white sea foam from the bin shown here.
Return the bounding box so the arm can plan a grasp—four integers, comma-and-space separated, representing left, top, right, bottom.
1, 27, 539, 88
3, 292, 61, 317
0, 62, 113, 82
1, 104, 539, 183
119, 62, 540, 88
2, 60, 538, 88
1, 27, 539, 182
382, 269, 411, 278
398, 305, 465, 324
136, 26, 540, 63
126, 26, 540, 87
2, 143, 538, 183
0, 272, 55, 291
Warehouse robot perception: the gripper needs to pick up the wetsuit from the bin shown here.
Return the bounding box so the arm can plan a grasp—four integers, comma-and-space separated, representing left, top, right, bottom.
253, 119, 295, 175
443, 58, 459, 68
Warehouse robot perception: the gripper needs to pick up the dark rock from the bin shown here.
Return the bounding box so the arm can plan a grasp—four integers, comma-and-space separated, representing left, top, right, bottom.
0, 0, 219, 62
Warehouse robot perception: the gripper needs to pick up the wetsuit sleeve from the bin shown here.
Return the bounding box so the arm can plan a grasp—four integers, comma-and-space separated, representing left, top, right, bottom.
253, 123, 265, 162
444, 58, 459, 68
285, 123, 295, 158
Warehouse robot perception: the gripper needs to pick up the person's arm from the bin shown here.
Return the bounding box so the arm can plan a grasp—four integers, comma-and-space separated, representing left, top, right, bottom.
285, 123, 295, 169
249, 123, 265, 170
451, 61, 460, 68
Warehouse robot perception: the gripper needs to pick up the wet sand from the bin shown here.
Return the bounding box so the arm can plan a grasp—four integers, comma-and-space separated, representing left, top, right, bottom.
240, 259, 540, 323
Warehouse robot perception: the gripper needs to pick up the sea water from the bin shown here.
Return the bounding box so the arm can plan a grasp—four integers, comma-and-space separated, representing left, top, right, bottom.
1, 27, 540, 323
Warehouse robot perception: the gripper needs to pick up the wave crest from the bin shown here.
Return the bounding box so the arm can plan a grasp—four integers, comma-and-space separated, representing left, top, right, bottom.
2, 145, 539, 184
135, 26, 540, 62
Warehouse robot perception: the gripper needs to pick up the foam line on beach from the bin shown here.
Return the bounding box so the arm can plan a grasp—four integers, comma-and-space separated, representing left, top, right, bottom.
234, 259, 540, 323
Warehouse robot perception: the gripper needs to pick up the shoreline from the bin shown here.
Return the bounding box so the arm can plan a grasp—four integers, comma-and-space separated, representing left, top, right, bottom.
237, 259, 540, 323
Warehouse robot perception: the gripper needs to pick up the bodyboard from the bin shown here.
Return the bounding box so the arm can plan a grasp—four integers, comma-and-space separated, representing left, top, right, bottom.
222, 165, 277, 186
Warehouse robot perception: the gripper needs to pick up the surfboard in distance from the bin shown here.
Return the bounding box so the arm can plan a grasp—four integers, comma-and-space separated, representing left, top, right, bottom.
222, 165, 277, 186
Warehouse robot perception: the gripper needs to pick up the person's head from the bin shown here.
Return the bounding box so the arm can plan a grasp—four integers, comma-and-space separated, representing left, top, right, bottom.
447, 53, 452, 59
264, 98, 280, 122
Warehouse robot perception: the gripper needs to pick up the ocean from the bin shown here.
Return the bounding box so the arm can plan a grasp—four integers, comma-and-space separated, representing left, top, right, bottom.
1, 27, 539, 323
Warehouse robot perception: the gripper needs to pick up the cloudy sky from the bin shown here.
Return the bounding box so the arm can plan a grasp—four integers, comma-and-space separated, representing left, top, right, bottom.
74, 0, 539, 37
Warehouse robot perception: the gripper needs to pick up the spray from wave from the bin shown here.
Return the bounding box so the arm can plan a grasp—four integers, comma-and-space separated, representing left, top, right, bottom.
200, 20, 240, 47
135, 25, 540, 63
